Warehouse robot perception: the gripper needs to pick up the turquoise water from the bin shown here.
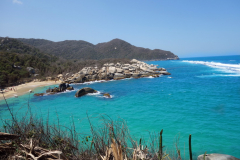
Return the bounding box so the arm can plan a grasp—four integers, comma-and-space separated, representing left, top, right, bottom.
1, 55, 240, 159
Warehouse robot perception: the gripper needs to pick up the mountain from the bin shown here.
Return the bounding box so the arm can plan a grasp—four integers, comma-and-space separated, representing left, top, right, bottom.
18, 38, 179, 60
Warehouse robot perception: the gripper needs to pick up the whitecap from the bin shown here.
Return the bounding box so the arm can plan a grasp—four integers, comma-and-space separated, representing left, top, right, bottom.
87, 91, 101, 96
144, 76, 154, 78
196, 74, 240, 78
182, 60, 240, 74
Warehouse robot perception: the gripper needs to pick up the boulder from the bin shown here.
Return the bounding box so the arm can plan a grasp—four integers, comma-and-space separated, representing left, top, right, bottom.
131, 73, 141, 78
66, 83, 70, 88
109, 63, 114, 66
103, 93, 111, 98
123, 64, 130, 67
122, 67, 129, 70
131, 59, 139, 63
46, 88, 51, 93
59, 83, 67, 92
141, 73, 151, 77
124, 70, 130, 74
34, 93, 44, 96
79, 69, 88, 74
75, 87, 97, 97
107, 73, 114, 80
159, 71, 171, 75
46, 87, 60, 93
198, 153, 240, 160
116, 68, 123, 73
109, 67, 116, 73
66, 86, 74, 90
74, 74, 85, 83
124, 73, 132, 78
114, 73, 125, 80
88, 74, 97, 81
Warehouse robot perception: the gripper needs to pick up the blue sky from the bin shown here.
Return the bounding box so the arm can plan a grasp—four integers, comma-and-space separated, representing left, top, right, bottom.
1, 0, 240, 58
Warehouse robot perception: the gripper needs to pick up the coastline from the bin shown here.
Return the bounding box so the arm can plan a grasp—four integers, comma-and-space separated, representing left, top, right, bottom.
0, 80, 60, 101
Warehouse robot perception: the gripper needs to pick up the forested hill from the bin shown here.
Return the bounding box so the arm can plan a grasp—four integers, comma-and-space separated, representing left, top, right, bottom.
0, 37, 132, 87
18, 38, 179, 60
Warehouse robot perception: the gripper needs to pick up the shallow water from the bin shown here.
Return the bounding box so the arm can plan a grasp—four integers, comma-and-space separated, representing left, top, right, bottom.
1, 55, 240, 159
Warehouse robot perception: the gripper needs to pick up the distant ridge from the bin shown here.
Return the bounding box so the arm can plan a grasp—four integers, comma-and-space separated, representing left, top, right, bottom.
18, 38, 179, 60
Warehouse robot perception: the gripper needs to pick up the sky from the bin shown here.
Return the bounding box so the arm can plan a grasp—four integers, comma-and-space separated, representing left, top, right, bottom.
1, 0, 240, 58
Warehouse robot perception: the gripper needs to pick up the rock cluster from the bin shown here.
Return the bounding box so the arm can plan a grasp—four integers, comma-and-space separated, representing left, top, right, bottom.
62, 59, 170, 83
34, 83, 74, 96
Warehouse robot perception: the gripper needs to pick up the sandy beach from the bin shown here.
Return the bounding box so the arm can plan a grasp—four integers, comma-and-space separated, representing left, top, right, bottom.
0, 81, 60, 101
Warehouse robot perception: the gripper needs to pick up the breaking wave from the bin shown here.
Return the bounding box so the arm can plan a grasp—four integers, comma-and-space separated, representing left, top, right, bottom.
182, 60, 240, 73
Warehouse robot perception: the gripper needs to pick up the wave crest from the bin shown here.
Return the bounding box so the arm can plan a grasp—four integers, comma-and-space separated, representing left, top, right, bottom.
182, 60, 240, 73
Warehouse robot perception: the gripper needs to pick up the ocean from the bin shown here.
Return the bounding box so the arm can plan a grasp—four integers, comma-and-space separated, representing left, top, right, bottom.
1, 55, 240, 159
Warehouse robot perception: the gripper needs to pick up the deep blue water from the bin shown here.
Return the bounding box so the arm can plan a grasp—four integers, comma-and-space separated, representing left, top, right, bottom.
1, 55, 240, 159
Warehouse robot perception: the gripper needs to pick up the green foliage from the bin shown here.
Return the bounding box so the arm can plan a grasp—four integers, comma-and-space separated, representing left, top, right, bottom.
0, 37, 58, 87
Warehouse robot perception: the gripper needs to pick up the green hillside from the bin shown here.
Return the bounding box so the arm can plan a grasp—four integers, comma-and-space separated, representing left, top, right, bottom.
18, 38, 179, 60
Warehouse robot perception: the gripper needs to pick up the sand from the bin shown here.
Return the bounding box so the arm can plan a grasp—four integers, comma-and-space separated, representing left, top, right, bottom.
0, 81, 60, 101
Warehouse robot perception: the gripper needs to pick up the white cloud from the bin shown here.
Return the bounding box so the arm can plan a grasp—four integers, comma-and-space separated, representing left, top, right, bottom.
13, 0, 23, 4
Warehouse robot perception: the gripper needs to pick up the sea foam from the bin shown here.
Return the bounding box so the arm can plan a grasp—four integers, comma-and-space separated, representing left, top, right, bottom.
182, 60, 240, 74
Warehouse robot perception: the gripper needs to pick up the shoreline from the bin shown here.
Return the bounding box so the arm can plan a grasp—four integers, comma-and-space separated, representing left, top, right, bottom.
0, 80, 60, 101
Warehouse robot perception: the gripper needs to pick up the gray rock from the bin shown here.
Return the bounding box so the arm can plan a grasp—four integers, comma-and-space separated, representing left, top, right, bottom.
75, 87, 97, 97
74, 74, 85, 83
108, 67, 116, 73
198, 153, 240, 160
159, 71, 171, 75
116, 68, 123, 73
59, 83, 67, 92
114, 73, 125, 80
107, 73, 114, 80
103, 93, 111, 98
124, 73, 132, 78
34, 93, 44, 96
131, 73, 141, 78
122, 67, 129, 70
66, 86, 74, 90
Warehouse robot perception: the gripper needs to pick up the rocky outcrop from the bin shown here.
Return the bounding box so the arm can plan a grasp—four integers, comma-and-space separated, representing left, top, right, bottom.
60, 59, 171, 83
66, 86, 74, 90
159, 71, 171, 75
59, 83, 67, 92
198, 153, 240, 160
34, 93, 44, 96
75, 87, 97, 97
103, 93, 111, 98
45, 83, 74, 95
114, 73, 125, 80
